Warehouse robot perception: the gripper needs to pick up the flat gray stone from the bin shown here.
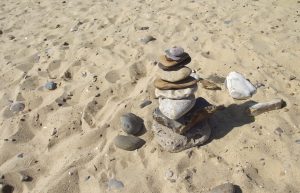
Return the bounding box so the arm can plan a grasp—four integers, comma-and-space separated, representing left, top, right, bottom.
120, 113, 143, 135
159, 95, 196, 120
113, 135, 145, 151
155, 86, 197, 100
209, 183, 235, 193
10, 102, 25, 113
152, 120, 211, 153
158, 66, 192, 82
226, 71, 256, 99
165, 47, 184, 60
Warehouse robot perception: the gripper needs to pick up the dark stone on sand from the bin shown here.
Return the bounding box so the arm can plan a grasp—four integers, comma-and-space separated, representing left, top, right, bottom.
113, 135, 145, 151
120, 113, 143, 135
0, 184, 14, 193
208, 183, 235, 193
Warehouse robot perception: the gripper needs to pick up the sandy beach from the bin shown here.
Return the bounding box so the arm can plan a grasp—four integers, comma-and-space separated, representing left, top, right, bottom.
0, 0, 300, 192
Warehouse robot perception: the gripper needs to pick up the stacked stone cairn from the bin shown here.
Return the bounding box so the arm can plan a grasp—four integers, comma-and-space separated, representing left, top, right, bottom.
152, 46, 219, 153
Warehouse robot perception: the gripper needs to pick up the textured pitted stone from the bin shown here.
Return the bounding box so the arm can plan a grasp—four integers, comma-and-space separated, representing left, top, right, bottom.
158, 66, 192, 82
158, 54, 191, 70
155, 85, 197, 100
152, 120, 211, 153
153, 97, 219, 134
154, 76, 197, 90
10, 102, 25, 112
226, 71, 256, 99
159, 95, 196, 120
208, 183, 235, 193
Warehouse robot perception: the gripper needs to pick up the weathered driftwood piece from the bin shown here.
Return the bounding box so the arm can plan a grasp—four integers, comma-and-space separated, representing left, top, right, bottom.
247, 99, 285, 116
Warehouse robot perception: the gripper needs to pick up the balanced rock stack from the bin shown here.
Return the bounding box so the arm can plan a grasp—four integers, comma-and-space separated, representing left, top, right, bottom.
152, 47, 219, 153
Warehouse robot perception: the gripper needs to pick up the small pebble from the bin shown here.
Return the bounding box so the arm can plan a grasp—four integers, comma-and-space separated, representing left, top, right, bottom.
295, 139, 300, 144
10, 102, 25, 113
209, 183, 235, 193
17, 153, 24, 158
0, 184, 14, 193
108, 179, 124, 190
8, 35, 15, 40
192, 36, 198, 41
21, 174, 32, 182
140, 100, 152, 108
85, 176, 90, 181
45, 81, 57, 90
137, 26, 149, 30
274, 127, 283, 136
165, 169, 176, 183
51, 128, 57, 136
0, 30, 3, 35
140, 35, 156, 44
289, 75, 296, 80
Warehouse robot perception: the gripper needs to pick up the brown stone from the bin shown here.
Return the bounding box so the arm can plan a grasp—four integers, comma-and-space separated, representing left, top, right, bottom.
154, 76, 197, 90
158, 53, 191, 70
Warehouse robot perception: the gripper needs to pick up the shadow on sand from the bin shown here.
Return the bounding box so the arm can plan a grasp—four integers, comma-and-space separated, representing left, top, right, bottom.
208, 100, 256, 141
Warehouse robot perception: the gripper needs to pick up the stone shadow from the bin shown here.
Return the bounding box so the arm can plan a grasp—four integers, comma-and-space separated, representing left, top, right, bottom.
208, 100, 256, 140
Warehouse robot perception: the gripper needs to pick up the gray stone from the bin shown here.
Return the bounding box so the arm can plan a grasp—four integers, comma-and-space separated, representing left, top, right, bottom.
226, 71, 256, 99
108, 179, 124, 190
192, 36, 199, 41
159, 95, 196, 120
45, 81, 57, 90
113, 135, 145, 151
152, 120, 211, 153
158, 66, 192, 82
209, 183, 235, 193
140, 35, 156, 44
165, 47, 184, 60
155, 86, 197, 100
120, 113, 143, 135
10, 102, 25, 113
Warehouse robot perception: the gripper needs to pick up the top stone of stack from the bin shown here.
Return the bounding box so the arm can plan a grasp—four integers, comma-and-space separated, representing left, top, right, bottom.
158, 46, 191, 70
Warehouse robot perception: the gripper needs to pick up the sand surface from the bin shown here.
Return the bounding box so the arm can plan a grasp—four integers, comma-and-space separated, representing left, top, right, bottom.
0, 0, 300, 192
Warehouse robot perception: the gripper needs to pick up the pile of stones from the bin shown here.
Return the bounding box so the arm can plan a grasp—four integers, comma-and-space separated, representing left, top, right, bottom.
152, 47, 219, 153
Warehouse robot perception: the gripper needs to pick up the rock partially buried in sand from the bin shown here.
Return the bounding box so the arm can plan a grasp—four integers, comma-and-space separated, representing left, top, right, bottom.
199, 79, 221, 90
155, 85, 197, 100
247, 99, 285, 116
152, 120, 211, 153
45, 81, 57, 90
114, 135, 145, 151
159, 95, 196, 120
226, 71, 256, 99
158, 66, 192, 82
120, 113, 143, 135
154, 76, 197, 90
10, 102, 25, 113
108, 179, 124, 190
208, 183, 235, 193
140, 35, 156, 44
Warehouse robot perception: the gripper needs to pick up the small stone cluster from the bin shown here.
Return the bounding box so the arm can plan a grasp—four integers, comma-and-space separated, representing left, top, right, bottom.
152, 47, 219, 153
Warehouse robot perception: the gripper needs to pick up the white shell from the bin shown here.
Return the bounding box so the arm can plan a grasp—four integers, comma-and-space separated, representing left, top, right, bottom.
226, 71, 256, 99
